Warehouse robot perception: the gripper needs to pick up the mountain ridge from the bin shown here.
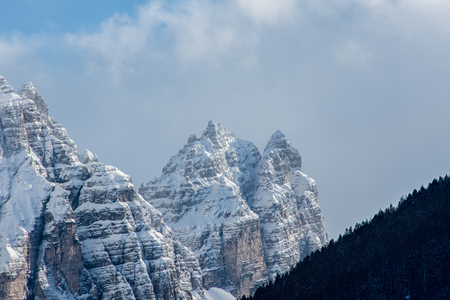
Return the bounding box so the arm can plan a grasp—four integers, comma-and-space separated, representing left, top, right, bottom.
0, 74, 327, 299
139, 120, 328, 297
0, 75, 206, 300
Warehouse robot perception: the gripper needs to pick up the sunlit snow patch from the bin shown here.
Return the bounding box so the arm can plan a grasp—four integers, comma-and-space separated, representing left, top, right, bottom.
204, 287, 236, 300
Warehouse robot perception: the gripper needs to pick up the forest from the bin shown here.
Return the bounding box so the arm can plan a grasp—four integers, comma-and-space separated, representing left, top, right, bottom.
243, 175, 450, 299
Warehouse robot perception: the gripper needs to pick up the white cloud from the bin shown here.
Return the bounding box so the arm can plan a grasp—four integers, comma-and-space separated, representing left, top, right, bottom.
65, 8, 156, 77
162, 0, 259, 64
335, 40, 372, 69
62, 0, 450, 80
236, 0, 297, 25
64, 0, 266, 77
346, 0, 450, 32
0, 35, 41, 66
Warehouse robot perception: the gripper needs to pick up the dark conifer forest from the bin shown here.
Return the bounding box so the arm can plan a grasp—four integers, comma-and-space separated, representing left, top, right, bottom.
244, 175, 450, 300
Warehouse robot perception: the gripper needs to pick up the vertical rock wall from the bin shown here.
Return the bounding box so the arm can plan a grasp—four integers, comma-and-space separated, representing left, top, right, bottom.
140, 121, 269, 297
0, 74, 328, 299
252, 131, 328, 280
0, 75, 207, 300
141, 122, 329, 297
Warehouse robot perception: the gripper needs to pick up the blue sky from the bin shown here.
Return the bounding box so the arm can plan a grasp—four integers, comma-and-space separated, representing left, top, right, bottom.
1, 1, 142, 34
1, 0, 450, 239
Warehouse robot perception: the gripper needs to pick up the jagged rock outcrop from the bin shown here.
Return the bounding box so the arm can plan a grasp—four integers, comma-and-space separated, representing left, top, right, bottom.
139, 121, 268, 297
34, 185, 94, 300
0, 73, 327, 299
74, 161, 204, 300
0, 75, 91, 299
140, 121, 328, 297
0, 75, 206, 300
252, 131, 328, 280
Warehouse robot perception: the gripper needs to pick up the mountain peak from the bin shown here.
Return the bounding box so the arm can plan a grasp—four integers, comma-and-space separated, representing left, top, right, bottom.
208, 119, 217, 128
187, 134, 198, 144
263, 130, 302, 171
79, 149, 99, 164
17, 81, 38, 101
265, 130, 289, 151
17, 81, 49, 118
271, 130, 285, 139
201, 119, 234, 146
202, 119, 219, 136
18, 81, 36, 93
0, 75, 15, 96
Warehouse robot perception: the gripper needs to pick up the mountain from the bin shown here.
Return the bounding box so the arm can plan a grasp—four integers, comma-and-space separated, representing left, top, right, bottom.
139, 121, 328, 297
252, 130, 327, 279
139, 121, 268, 297
0, 75, 205, 300
0, 74, 327, 299
247, 176, 450, 300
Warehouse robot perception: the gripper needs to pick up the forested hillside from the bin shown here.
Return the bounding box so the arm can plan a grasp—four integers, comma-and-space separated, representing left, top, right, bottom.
245, 175, 450, 299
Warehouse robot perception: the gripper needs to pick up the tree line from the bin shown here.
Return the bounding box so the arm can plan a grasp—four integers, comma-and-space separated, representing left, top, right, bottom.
242, 175, 450, 300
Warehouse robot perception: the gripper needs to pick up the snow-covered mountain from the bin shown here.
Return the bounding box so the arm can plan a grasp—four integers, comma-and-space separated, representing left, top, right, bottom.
139, 121, 328, 297
252, 130, 328, 279
139, 121, 268, 297
0, 74, 327, 299
0, 75, 207, 300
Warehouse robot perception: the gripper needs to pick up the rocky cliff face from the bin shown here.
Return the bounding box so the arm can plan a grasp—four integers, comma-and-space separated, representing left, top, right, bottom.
140, 122, 328, 297
0, 73, 328, 299
73, 159, 204, 300
252, 131, 328, 280
0, 75, 205, 300
0, 75, 91, 299
139, 121, 268, 297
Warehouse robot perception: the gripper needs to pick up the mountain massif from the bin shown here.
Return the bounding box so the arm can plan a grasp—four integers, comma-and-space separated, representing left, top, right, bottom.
139, 121, 328, 297
246, 175, 450, 300
0, 76, 205, 300
0, 75, 328, 299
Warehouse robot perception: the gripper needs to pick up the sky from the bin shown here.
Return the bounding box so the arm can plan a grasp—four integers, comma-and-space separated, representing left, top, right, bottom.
1, 0, 450, 240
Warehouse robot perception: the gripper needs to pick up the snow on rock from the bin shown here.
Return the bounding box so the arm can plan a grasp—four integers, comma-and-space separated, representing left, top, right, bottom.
74, 162, 204, 300
79, 149, 98, 164
141, 122, 329, 297
140, 120, 268, 297
0, 73, 328, 299
33, 184, 94, 299
252, 130, 328, 280
0, 74, 206, 299
204, 287, 236, 300
0, 75, 60, 300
